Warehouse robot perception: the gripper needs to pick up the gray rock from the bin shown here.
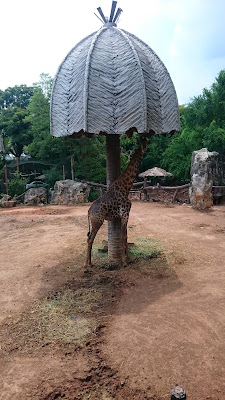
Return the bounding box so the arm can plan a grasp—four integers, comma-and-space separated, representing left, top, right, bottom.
24, 187, 48, 205
189, 148, 218, 209
0, 195, 16, 208
50, 180, 90, 204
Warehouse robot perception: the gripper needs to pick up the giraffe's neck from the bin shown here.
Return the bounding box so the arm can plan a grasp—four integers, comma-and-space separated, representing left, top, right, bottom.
113, 147, 144, 194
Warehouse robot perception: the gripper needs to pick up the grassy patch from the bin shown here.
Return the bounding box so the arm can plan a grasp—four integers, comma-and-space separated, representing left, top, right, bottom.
129, 237, 161, 261
93, 237, 161, 263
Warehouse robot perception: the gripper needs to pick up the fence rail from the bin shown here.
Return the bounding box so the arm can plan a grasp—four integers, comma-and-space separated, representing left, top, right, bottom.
82, 180, 225, 203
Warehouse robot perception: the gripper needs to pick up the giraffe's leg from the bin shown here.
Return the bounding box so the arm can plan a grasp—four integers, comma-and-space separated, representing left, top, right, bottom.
85, 219, 103, 268
121, 214, 131, 266
121, 219, 128, 266
121, 202, 131, 265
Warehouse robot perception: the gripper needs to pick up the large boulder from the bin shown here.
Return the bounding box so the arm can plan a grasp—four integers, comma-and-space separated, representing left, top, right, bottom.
0, 195, 17, 208
189, 148, 218, 209
24, 187, 48, 205
50, 180, 90, 204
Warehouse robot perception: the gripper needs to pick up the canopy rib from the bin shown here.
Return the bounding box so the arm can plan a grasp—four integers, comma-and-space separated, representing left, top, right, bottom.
83, 28, 105, 132
116, 28, 148, 132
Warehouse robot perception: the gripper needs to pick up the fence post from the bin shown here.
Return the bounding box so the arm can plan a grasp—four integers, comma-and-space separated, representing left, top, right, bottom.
172, 188, 179, 203
62, 165, 66, 180
143, 178, 148, 201
4, 165, 8, 195
71, 156, 74, 180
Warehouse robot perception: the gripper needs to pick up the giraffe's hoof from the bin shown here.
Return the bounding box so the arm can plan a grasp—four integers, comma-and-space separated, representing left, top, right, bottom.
84, 264, 93, 269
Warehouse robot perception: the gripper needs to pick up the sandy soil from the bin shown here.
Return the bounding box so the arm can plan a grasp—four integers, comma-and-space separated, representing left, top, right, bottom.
0, 201, 225, 399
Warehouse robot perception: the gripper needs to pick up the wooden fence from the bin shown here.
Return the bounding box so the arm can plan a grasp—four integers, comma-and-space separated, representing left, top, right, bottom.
83, 180, 225, 204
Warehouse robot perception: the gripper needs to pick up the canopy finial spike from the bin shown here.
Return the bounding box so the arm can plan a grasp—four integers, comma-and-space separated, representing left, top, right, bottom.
97, 7, 107, 23
113, 7, 123, 23
95, 2, 122, 26
109, 1, 117, 22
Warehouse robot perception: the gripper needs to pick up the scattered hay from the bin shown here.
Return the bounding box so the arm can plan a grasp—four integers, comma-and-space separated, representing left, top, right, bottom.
82, 388, 114, 400
1, 287, 103, 353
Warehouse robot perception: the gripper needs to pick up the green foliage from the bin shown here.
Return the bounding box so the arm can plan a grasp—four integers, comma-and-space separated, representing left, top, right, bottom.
140, 134, 173, 174
33, 73, 53, 100
0, 107, 31, 156
1, 69, 225, 187
8, 173, 27, 197
161, 128, 204, 179
42, 167, 63, 188
0, 85, 34, 109
73, 136, 106, 183
202, 121, 225, 153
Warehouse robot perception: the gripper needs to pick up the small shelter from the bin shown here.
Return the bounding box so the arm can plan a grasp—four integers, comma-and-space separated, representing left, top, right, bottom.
50, 1, 180, 264
139, 167, 174, 178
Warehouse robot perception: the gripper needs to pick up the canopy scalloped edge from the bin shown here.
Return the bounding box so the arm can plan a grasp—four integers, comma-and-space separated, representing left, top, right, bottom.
67, 127, 176, 139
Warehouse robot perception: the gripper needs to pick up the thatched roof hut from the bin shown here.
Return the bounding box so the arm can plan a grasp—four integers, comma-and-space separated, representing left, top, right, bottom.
139, 167, 174, 178
50, 3, 180, 138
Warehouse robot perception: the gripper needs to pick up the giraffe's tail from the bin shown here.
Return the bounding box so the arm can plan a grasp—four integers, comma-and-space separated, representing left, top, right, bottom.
87, 212, 91, 238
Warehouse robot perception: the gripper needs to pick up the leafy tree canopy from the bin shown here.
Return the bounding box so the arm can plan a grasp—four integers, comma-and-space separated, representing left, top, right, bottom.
1, 69, 225, 195
0, 85, 34, 109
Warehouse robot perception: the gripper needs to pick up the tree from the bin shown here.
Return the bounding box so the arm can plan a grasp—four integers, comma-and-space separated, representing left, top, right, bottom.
0, 107, 31, 157
26, 82, 106, 183
0, 85, 33, 109
0, 85, 34, 158
203, 121, 225, 154
162, 128, 204, 180
34, 73, 53, 100
139, 134, 173, 174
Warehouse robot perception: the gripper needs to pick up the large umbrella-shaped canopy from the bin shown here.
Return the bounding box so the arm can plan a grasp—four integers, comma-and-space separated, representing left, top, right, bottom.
50, 3, 180, 138
50, 2, 180, 265
139, 167, 174, 178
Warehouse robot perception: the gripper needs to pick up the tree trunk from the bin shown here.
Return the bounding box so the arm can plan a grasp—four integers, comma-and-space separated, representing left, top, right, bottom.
71, 156, 74, 180
16, 157, 19, 173
106, 135, 122, 264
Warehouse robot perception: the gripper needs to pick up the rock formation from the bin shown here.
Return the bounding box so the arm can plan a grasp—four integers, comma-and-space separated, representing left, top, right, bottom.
24, 187, 48, 206
50, 180, 90, 204
189, 148, 218, 209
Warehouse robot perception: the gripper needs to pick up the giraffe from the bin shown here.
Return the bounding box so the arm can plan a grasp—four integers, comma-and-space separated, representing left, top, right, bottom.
85, 139, 147, 267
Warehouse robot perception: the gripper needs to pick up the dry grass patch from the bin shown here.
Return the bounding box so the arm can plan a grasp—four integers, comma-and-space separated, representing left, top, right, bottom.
0, 286, 103, 354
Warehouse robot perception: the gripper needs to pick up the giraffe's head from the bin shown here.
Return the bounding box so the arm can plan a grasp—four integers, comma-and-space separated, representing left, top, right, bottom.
140, 138, 148, 154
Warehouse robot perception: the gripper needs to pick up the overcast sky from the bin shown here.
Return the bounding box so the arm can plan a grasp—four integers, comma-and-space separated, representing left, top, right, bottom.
1, 0, 225, 104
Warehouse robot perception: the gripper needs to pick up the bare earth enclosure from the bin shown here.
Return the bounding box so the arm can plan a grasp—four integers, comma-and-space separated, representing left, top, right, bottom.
0, 202, 225, 399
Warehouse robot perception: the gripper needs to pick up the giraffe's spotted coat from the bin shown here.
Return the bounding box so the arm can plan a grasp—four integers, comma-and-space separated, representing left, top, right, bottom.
85, 141, 147, 267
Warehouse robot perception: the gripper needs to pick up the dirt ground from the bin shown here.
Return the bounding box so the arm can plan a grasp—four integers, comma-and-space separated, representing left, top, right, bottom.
0, 201, 225, 399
